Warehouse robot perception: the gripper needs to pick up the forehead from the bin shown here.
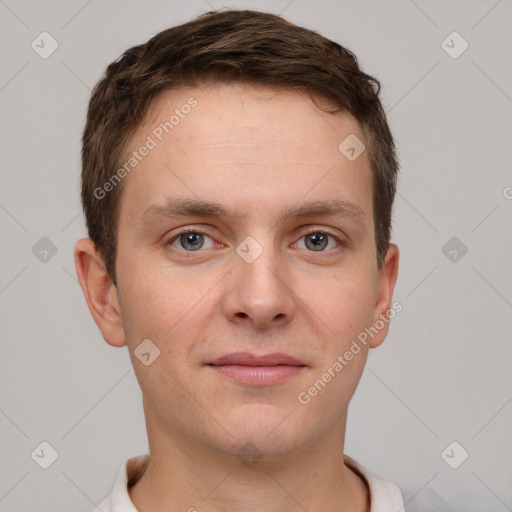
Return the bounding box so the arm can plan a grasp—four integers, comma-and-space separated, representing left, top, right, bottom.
117, 82, 373, 227
127, 82, 367, 162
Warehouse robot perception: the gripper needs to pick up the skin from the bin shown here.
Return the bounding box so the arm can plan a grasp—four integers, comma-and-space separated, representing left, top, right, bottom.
75, 82, 399, 512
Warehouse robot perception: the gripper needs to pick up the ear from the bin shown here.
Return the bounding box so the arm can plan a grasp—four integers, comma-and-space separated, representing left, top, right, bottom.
369, 243, 400, 349
74, 238, 126, 347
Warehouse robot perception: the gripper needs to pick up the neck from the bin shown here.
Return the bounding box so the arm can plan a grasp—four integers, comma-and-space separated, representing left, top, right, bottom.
129, 412, 369, 512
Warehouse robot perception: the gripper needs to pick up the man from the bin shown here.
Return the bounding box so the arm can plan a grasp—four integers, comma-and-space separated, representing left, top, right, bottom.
75, 9, 405, 511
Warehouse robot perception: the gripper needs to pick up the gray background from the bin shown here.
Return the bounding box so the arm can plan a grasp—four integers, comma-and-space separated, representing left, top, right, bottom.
0, 0, 511, 510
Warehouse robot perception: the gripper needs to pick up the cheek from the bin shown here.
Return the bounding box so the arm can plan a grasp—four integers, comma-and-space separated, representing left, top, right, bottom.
117, 270, 208, 410
117, 263, 214, 358
303, 271, 377, 352
297, 279, 373, 416
118, 277, 169, 343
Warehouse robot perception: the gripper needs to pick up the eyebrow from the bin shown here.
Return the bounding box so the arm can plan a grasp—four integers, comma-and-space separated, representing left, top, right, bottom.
138, 197, 366, 231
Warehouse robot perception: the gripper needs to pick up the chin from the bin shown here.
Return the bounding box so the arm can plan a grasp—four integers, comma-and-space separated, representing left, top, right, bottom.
217, 405, 311, 460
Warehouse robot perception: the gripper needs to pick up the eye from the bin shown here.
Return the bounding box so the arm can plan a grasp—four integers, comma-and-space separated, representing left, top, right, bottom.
169, 230, 215, 251
296, 231, 341, 252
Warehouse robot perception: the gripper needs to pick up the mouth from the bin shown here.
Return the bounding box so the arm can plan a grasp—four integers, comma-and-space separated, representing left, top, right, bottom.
205, 352, 307, 386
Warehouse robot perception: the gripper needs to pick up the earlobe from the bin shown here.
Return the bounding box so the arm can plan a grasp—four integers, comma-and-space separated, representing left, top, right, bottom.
74, 238, 126, 347
369, 243, 400, 349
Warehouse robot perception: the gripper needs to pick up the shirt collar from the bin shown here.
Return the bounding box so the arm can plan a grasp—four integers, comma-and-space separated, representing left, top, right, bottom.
106, 453, 404, 512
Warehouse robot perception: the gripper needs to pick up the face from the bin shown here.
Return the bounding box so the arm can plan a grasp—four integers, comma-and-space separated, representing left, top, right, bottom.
83, 83, 398, 460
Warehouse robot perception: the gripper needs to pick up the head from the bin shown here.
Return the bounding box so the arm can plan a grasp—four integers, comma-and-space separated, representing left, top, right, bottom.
75, 9, 399, 461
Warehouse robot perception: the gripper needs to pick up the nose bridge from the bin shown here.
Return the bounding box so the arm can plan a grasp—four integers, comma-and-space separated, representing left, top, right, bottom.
236, 233, 283, 293
224, 233, 295, 327
239, 236, 279, 285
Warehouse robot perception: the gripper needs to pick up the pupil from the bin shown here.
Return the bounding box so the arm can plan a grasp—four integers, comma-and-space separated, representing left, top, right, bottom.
181, 233, 203, 250
307, 233, 327, 251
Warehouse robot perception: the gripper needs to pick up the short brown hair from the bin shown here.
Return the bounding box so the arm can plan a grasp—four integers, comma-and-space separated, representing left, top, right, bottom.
81, 9, 398, 286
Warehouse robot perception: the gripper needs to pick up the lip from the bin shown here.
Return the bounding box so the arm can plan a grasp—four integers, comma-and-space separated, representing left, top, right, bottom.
206, 352, 307, 386
207, 352, 305, 367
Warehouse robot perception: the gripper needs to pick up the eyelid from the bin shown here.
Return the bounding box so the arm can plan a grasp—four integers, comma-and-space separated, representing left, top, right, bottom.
166, 227, 217, 247
293, 226, 346, 250
298, 221, 350, 240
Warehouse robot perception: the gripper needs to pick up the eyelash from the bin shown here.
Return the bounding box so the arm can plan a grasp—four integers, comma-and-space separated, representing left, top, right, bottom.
166, 227, 345, 253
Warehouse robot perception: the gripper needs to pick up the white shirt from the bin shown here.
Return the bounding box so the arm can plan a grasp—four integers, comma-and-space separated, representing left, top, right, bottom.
92, 454, 407, 512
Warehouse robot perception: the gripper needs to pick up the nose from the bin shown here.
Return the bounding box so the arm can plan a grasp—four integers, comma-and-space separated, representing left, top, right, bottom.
221, 239, 296, 330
